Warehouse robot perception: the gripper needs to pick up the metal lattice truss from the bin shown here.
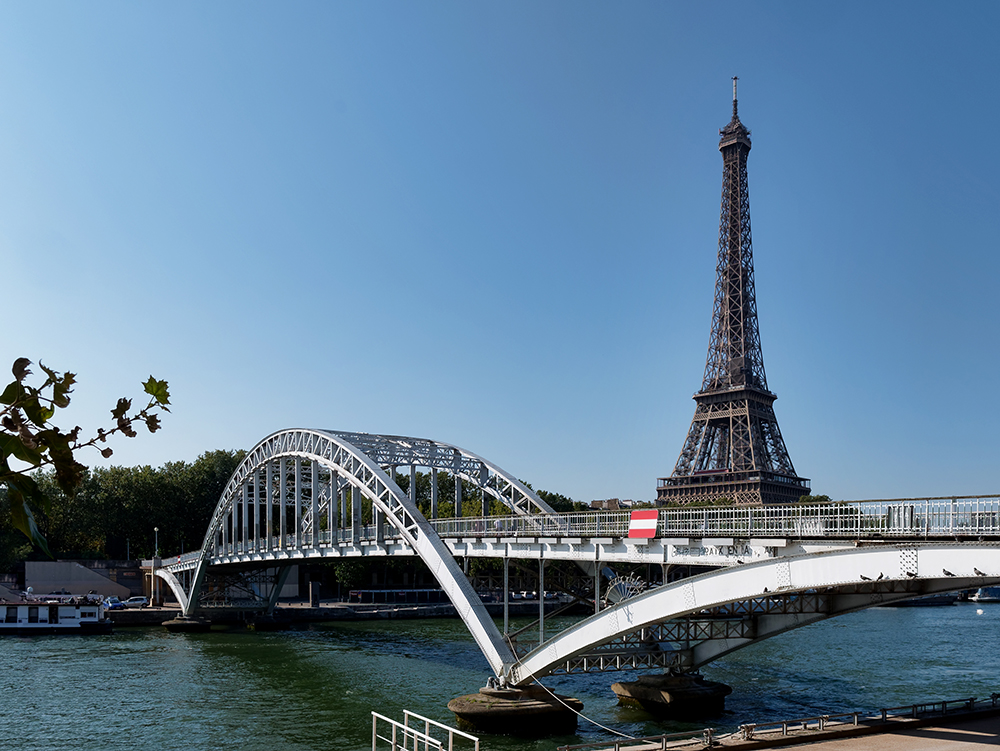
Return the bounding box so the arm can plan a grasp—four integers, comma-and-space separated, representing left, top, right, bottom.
327, 431, 555, 517
506, 542, 1000, 684
672, 391, 796, 478
663, 84, 806, 504
703, 93, 764, 394
163, 428, 557, 679
535, 589, 893, 675
196, 568, 292, 611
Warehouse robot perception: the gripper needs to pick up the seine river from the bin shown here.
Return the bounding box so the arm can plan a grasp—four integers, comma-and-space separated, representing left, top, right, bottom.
3, 603, 999, 751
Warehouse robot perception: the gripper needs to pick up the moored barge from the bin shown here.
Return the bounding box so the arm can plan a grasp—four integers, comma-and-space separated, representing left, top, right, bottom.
1, 592, 113, 635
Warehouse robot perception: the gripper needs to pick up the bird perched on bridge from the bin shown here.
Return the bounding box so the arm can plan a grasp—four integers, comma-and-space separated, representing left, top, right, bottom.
876, 573, 885, 580
859, 574, 872, 581
905, 571, 918, 578
975, 568, 987, 576
943, 569, 955, 577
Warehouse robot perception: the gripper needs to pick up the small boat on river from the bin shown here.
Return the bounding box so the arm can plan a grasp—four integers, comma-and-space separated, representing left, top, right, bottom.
970, 587, 1000, 603
1, 591, 112, 635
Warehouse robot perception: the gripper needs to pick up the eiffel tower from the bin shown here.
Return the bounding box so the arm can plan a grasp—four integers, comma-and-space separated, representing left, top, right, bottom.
658, 79, 810, 507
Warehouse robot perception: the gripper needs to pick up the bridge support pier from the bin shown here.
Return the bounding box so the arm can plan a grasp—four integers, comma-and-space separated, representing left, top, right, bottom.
162, 615, 212, 633
448, 684, 584, 737
611, 672, 732, 716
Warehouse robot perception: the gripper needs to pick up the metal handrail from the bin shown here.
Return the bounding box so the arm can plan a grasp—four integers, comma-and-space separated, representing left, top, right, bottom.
192, 495, 1000, 564
739, 712, 862, 739
370, 711, 479, 751
429, 495, 1000, 541
403, 711, 479, 751
557, 728, 715, 750
739, 693, 1000, 741
880, 696, 977, 721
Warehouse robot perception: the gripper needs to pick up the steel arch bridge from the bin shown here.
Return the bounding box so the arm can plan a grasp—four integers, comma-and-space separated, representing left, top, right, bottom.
155, 428, 1000, 687
160, 428, 558, 677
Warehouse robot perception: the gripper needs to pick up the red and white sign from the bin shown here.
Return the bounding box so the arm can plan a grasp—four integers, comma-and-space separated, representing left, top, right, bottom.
628, 509, 658, 539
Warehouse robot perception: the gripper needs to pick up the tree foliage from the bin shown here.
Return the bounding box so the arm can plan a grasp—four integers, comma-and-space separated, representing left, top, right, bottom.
536, 489, 586, 512
18, 449, 247, 562
0, 358, 170, 555
391, 469, 582, 517
797, 494, 833, 505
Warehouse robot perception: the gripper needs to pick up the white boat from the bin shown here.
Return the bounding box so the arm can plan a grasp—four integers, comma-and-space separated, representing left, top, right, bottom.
1, 592, 113, 635
970, 587, 1000, 603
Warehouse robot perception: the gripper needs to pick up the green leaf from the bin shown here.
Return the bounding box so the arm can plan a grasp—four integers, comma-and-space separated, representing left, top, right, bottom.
143, 376, 171, 410
22, 394, 55, 427
35, 429, 85, 494
111, 397, 131, 422
6, 483, 53, 558
50, 368, 75, 409
12, 358, 31, 382
38, 362, 59, 386
0, 380, 23, 405
0, 432, 44, 466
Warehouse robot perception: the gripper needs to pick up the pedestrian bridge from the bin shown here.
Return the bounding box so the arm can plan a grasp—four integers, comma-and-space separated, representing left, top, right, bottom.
153, 429, 1000, 687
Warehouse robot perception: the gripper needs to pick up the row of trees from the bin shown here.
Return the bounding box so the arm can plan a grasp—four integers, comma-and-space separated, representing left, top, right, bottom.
0, 449, 245, 570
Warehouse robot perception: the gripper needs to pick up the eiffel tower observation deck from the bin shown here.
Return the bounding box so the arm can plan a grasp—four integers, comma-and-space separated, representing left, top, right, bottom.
658, 79, 810, 507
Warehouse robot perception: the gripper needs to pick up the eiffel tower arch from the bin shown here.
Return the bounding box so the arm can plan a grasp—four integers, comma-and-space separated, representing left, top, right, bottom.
658, 79, 811, 507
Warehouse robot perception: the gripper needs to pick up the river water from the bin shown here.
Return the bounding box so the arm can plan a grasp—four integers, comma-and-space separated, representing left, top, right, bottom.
3, 603, 999, 751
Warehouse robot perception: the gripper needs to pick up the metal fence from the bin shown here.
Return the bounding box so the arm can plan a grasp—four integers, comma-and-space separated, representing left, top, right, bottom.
556, 727, 715, 751
428, 496, 1000, 541
194, 495, 1000, 563
739, 692, 1000, 741
371, 710, 478, 751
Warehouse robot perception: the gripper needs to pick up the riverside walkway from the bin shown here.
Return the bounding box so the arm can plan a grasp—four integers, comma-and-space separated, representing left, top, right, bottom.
788, 715, 1000, 751
565, 697, 1000, 750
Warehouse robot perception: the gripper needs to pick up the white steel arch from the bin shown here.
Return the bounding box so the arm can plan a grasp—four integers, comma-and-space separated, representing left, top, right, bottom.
177, 429, 560, 678
507, 542, 1000, 685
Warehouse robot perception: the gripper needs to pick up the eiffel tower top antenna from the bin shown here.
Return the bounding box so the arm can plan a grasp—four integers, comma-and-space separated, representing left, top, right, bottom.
732, 76, 738, 117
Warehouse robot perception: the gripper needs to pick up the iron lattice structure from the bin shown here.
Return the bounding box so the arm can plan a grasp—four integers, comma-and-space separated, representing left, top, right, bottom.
659, 80, 810, 507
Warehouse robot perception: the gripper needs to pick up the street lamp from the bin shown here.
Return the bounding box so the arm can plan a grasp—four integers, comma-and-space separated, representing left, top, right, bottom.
153, 527, 160, 607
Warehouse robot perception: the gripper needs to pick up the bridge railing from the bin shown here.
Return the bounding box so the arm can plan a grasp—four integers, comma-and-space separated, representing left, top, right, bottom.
427, 496, 1000, 541
201, 495, 1000, 561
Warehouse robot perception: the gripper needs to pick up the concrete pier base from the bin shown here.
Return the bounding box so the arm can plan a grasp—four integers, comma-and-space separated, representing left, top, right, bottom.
448, 684, 584, 736
162, 616, 212, 633
611, 672, 732, 716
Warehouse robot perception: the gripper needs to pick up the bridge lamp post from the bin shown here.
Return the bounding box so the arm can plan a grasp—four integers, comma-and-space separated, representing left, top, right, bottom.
153, 527, 159, 607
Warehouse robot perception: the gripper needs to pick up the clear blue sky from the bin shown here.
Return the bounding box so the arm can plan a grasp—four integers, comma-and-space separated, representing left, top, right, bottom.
3, 3, 998, 504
